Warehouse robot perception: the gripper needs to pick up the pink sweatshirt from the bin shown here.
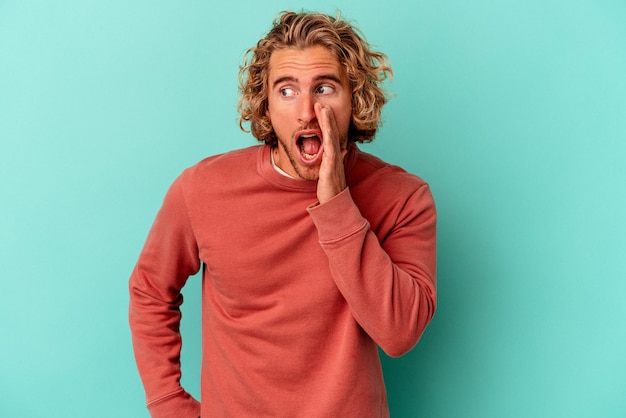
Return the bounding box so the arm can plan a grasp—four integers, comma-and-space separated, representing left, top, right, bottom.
129, 144, 436, 417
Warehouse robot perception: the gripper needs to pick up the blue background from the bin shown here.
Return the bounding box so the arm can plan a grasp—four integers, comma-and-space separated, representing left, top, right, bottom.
1, 0, 625, 416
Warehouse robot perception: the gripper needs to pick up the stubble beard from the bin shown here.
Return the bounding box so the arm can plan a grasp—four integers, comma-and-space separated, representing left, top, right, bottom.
277, 138, 320, 182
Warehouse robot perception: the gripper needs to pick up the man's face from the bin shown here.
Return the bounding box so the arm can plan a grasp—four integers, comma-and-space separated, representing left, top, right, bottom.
267, 45, 352, 181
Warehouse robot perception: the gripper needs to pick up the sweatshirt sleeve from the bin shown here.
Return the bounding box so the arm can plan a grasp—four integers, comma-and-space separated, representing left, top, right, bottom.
128, 177, 202, 417
307, 184, 437, 357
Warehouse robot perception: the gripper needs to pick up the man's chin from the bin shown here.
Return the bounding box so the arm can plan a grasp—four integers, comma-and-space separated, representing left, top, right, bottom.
292, 163, 321, 182
295, 170, 320, 182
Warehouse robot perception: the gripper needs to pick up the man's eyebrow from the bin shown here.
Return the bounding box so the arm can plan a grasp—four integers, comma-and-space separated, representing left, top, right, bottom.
272, 76, 297, 89
271, 74, 343, 89
314, 74, 343, 84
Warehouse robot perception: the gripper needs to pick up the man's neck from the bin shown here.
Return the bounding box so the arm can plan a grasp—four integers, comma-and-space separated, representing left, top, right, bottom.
270, 146, 294, 178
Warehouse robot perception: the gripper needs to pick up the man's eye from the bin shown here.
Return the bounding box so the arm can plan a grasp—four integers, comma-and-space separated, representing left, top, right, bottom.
316, 85, 334, 95
280, 88, 295, 97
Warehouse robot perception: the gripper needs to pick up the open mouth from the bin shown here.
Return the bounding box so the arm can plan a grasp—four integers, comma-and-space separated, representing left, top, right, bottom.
297, 133, 322, 163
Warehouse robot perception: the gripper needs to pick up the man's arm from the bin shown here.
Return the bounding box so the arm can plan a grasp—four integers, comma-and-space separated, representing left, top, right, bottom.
311, 104, 437, 356
308, 185, 436, 357
129, 178, 202, 418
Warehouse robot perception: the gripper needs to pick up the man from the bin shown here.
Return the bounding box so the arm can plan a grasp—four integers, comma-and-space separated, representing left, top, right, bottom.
129, 10, 436, 418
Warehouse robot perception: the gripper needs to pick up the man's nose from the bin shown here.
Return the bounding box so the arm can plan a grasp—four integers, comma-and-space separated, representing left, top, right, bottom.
298, 93, 317, 124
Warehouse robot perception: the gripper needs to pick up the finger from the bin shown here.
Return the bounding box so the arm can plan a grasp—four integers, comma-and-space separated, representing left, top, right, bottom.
314, 102, 329, 143
314, 103, 340, 153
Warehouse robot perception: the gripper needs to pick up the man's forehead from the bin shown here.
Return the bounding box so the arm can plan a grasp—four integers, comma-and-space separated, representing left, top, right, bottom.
268, 46, 344, 79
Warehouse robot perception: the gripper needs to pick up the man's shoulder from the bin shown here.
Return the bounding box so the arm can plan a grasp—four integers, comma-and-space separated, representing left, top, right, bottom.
179, 145, 262, 182
350, 149, 434, 226
352, 149, 429, 192
190, 145, 260, 170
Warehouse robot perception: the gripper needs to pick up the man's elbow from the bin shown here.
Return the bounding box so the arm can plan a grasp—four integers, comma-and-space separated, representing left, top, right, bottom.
379, 302, 436, 358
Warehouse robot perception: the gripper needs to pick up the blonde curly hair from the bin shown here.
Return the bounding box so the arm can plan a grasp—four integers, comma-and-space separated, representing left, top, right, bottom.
238, 11, 393, 146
